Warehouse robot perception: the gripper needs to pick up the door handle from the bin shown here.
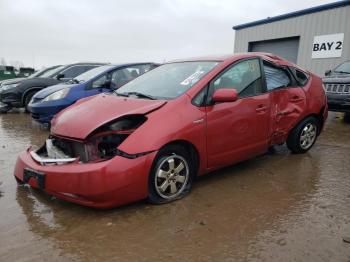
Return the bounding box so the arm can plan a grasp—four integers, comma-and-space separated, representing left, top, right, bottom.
256, 105, 267, 113
290, 96, 304, 102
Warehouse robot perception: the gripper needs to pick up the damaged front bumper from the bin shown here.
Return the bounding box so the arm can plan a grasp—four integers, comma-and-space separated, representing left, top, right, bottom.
14, 145, 157, 208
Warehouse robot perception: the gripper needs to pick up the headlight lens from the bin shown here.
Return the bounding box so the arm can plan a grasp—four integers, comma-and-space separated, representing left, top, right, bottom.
43, 88, 69, 102
1, 83, 18, 91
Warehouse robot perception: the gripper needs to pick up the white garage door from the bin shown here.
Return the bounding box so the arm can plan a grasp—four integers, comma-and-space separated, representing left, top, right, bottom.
249, 37, 300, 63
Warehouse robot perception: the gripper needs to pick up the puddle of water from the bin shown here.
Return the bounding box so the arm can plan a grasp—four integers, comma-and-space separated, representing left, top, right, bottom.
0, 112, 349, 261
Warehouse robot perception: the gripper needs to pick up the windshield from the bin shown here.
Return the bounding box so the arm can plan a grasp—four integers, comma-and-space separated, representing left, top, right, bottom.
74, 65, 112, 83
28, 70, 42, 78
28, 66, 57, 78
39, 65, 65, 78
334, 61, 350, 74
116, 61, 219, 99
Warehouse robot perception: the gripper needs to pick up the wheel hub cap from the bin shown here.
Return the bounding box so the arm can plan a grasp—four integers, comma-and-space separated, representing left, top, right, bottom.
300, 123, 317, 150
155, 155, 189, 199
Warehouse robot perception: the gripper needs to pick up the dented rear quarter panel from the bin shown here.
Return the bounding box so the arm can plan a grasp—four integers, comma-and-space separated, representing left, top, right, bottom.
303, 74, 327, 115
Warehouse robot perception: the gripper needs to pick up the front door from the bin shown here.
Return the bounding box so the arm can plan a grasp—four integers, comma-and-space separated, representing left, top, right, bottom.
206, 58, 271, 169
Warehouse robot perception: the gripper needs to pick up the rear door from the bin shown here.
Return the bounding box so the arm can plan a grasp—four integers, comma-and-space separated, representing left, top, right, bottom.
206, 58, 271, 168
262, 61, 307, 144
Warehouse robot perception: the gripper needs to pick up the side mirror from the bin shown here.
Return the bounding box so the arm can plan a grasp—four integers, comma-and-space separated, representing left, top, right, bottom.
57, 73, 65, 80
325, 70, 331, 76
212, 88, 238, 103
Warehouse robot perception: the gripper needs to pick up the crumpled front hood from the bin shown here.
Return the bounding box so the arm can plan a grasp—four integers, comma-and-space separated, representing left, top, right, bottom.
51, 94, 167, 139
34, 83, 76, 99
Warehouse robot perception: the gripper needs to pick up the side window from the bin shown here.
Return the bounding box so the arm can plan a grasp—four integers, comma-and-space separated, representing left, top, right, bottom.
263, 63, 291, 91
192, 86, 208, 106
61, 65, 95, 79
111, 69, 133, 89
111, 65, 151, 89
91, 74, 107, 89
210, 59, 263, 99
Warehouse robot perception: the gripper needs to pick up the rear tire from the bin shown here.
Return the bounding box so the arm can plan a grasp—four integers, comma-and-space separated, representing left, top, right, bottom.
24, 91, 37, 113
286, 116, 319, 154
148, 145, 194, 204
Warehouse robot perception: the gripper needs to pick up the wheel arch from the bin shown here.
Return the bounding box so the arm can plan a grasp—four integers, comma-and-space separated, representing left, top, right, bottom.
158, 139, 200, 177
304, 109, 325, 135
292, 111, 324, 137
21, 87, 42, 105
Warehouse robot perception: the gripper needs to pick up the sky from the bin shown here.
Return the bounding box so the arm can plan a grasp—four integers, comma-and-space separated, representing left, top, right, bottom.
0, 0, 336, 68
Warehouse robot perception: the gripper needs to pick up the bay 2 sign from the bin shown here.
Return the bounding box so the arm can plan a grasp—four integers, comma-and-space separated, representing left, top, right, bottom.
312, 33, 344, 59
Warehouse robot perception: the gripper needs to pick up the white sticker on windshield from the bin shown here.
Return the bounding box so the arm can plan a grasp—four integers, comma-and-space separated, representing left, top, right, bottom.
180, 71, 205, 86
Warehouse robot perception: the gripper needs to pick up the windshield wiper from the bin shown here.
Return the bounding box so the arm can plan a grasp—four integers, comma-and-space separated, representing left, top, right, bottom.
117, 91, 156, 100
334, 70, 350, 74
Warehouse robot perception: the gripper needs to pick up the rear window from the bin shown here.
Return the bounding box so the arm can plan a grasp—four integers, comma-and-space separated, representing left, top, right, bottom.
263, 63, 291, 91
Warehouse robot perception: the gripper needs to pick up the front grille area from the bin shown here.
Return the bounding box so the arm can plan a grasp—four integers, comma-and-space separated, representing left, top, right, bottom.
52, 137, 89, 162
324, 83, 350, 94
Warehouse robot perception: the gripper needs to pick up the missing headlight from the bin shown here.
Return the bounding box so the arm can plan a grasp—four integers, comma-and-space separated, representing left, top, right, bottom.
97, 134, 128, 158
86, 115, 148, 161
92, 115, 147, 134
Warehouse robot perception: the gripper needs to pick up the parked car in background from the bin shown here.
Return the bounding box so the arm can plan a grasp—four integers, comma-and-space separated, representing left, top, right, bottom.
0, 66, 17, 81
29, 63, 159, 124
323, 60, 350, 118
0, 65, 61, 87
0, 62, 106, 112
14, 53, 327, 208
17, 67, 35, 78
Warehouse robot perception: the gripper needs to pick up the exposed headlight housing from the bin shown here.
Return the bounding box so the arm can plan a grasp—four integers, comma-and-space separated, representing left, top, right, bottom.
33, 115, 148, 164
1, 83, 18, 91
42, 88, 69, 102
88, 115, 148, 160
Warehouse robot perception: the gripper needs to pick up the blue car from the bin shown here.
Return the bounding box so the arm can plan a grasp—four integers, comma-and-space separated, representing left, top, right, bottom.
28, 63, 158, 124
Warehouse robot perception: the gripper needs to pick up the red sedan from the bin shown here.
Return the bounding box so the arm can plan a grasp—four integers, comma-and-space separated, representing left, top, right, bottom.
14, 53, 328, 208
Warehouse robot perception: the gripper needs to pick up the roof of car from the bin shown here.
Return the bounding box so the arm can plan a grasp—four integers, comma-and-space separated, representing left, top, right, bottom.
89, 62, 159, 70
62, 62, 108, 67
169, 52, 290, 64
169, 54, 234, 62
168, 52, 308, 72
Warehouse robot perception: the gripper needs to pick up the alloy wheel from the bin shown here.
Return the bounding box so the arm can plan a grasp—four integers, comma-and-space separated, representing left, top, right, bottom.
155, 154, 189, 200
300, 123, 317, 150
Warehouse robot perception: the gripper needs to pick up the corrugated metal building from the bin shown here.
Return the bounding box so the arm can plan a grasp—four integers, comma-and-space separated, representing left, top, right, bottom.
233, 1, 350, 76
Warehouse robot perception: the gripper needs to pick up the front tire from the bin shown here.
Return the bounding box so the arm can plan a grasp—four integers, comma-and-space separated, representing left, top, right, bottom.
148, 145, 194, 204
287, 116, 319, 154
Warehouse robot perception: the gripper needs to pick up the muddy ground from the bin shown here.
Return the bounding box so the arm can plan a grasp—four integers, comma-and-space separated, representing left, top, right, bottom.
0, 112, 349, 261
